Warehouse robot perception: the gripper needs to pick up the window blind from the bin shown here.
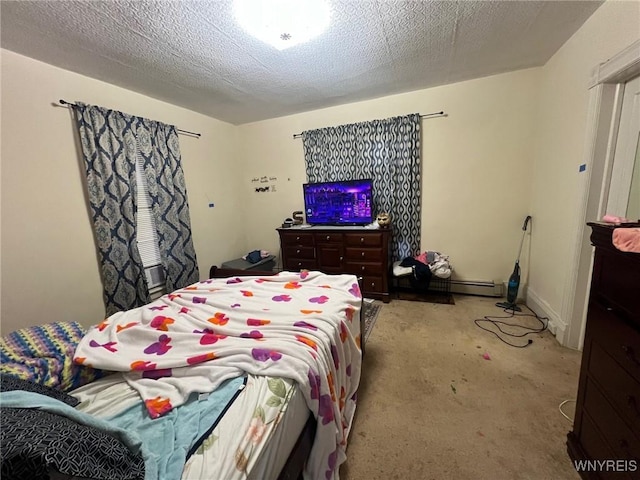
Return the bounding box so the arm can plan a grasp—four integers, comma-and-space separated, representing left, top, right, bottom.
135, 155, 164, 289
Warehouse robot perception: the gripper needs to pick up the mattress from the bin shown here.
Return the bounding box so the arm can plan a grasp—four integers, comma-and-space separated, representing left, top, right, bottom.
71, 372, 309, 480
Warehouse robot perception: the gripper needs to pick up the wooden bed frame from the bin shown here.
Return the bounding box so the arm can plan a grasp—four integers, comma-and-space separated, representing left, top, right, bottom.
208, 266, 364, 480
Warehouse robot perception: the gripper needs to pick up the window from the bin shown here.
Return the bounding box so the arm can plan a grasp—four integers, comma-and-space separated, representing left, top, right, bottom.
135, 155, 166, 299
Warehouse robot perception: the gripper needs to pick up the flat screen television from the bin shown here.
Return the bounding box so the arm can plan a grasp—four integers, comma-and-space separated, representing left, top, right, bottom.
303, 179, 373, 226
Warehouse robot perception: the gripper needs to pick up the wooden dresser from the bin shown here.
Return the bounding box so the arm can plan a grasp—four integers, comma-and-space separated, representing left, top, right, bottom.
567, 223, 640, 478
277, 227, 391, 303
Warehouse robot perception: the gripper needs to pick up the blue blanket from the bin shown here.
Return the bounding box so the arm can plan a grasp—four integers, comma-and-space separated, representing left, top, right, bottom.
106, 375, 245, 480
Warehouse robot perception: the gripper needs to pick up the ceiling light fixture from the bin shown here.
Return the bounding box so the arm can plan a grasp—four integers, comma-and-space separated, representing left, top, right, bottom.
233, 0, 331, 51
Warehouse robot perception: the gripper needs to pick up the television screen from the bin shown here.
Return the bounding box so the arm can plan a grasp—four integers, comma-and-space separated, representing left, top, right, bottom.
303, 179, 373, 226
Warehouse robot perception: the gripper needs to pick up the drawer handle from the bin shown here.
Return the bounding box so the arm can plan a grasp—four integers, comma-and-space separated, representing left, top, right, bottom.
297, 262, 302, 267
360, 237, 364, 243
361, 252, 365, 257
361, 266, 365, 271
326, 235, 331, 241
339, 256, 343, 261
622, 345, 640, 367
296, 249, 300, 254
296, 236, 300, 241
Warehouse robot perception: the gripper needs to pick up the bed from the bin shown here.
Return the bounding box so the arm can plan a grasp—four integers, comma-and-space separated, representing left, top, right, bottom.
0, 269, 364, 480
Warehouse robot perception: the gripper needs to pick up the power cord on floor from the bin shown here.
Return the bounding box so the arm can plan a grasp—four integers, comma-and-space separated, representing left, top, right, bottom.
474, 304, 548, 348
559, 399, 575, 423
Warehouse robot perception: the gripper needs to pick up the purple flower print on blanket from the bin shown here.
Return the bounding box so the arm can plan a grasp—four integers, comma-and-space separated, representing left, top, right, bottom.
251, 348, 282, 362
240, 330, 264, 339
294, 321, 318, 331
325, 449, 338, 480
143, 334, 172, 355
309, 295, 330, 304
272, 294, 292, 302
89, 340, 118, 352
319, 394, 335, 425
308, 369, 321, 400
330, 344, 339, 369
348, 282, 361, 298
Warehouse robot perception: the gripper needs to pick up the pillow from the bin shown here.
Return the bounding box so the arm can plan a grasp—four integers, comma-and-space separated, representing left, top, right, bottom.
0, 321, 107, 391
1, 375, 79, 407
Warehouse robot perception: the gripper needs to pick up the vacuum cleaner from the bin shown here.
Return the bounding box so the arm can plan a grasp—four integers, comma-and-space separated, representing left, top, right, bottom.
496, 215, 532, 311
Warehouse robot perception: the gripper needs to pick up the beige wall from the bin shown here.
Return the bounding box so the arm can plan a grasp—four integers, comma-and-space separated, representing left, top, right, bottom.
0, 50, 244, 333
527, 0, 640, 335
238, 68, 540, 284
2, 0, 636, 344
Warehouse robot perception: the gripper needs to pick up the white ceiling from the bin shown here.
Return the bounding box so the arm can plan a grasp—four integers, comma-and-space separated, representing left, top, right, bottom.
1, 0, 603, 125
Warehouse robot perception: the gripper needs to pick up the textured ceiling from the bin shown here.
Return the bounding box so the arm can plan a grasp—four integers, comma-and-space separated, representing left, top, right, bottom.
1, 0, 603, 125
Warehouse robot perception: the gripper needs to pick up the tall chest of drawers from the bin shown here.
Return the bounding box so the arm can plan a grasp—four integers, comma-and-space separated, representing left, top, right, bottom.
567, 223, 640, 478
277, 227, 391, 303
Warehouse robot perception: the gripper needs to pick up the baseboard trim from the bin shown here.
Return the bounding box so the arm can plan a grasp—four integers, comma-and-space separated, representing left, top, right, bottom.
450, 279, 503, 297
525, 286, 569, 347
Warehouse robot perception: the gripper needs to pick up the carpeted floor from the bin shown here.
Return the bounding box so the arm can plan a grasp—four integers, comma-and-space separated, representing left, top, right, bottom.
342, 294, 582, 480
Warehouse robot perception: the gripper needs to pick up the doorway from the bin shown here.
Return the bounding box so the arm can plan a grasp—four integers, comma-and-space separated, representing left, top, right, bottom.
563, 40, 640, 350
606, 75, 640, 219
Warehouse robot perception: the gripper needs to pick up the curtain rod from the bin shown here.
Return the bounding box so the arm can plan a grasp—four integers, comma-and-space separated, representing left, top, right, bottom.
58, 99, 201, 138
291, 110, 446, 139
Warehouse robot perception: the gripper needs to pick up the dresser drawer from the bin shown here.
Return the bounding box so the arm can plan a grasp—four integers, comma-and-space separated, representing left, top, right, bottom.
578, 413, 624, 480
284, 258, 317, 271
345, 247, 383, 263
345, 233, 383, 247
361, 276, 384, 293
283, 245, 315, 260
583, 377, 640, 463
589, 342, 640, 434
345, 262, 383, 276
588, 302, 640, 384
315, 233, 343, 244
280, 232, 315, 247
590, 233, 640, 322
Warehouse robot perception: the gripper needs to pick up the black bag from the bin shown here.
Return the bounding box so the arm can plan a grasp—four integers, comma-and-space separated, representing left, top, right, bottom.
399, 257, 432, 292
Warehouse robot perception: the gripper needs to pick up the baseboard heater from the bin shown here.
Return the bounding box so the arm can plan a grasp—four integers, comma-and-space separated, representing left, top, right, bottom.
449, 279, 503, 297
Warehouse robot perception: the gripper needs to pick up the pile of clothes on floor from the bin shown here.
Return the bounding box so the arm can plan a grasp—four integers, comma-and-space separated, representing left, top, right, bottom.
393, 250, 453, 291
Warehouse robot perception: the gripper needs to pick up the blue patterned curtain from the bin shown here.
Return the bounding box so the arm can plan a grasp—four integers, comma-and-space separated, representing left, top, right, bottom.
302, 113, 421, 261
74, 103, 199, 315
74, 103, 149, 315
137, 121, 199, 292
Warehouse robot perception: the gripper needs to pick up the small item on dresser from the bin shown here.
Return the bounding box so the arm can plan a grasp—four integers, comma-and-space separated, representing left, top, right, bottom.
292, 211, 304, 225
602, 213, 629, 224
376, 212, 391, 227
612, 227, 640, 253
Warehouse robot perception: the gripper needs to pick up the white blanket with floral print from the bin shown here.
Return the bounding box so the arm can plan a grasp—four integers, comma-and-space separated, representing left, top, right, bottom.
74, 271, 363, 480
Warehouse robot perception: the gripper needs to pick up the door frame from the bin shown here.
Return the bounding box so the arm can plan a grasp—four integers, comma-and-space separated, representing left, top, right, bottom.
561, 39, 640, 350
